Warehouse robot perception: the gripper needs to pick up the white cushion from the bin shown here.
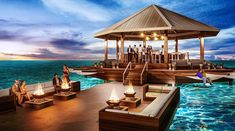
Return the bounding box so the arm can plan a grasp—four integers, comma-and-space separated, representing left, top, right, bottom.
105, 109, 128, 114
141, 94, 167, 117
162, 86, 173, 91
148, 84, 169, 92
128, 112, 149, 117
146, 92, 161, 98
142, 87, 177, 117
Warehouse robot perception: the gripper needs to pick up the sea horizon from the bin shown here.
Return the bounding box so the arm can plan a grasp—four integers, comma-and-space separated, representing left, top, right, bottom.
0, 60, 104, 90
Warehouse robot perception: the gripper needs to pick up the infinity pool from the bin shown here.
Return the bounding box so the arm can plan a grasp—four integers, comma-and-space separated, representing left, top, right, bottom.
170, 82, 235, 131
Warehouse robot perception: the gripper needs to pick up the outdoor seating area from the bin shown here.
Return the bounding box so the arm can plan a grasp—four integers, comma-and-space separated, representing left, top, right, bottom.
0, 81, 80, 112
99, 84, 180, 131
1, 82, 179, 131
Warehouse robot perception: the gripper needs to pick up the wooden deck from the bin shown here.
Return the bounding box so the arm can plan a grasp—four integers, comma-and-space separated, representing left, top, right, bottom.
89, 67, 234, 85
0, 82, 151, 131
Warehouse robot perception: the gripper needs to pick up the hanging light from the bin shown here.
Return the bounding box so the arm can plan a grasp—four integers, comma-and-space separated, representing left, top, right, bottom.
146, 36, 150, 41
140, 32, 145, 37
161, 35, 164, 40
153, 32, 157, 37
154, 37, 159, 40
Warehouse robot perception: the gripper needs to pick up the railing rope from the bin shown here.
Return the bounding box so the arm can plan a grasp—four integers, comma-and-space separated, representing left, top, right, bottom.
123, 62, 132, 84
140, 62, 148, 85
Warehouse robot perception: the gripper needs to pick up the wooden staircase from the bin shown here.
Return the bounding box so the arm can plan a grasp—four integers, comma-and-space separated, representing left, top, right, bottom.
123, 63, 148, 86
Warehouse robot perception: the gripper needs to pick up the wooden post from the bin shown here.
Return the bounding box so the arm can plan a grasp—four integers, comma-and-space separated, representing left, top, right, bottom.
164, 34, 168, 64
200, 37, 204, 64
116, 39, 119, 60
175, 38, 178, 52
120, 35, 125, 63
104, 39, 108, 61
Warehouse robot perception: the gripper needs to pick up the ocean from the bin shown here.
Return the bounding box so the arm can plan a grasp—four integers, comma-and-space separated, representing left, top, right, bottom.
0, 60, 104, 90
0, 60, 234, 90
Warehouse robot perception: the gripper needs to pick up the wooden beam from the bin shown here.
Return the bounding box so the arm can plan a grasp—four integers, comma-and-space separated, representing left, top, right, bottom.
116, 39, 119, 60
110, 31, 200, 39
120, 35, 125, 62
175, 38, 178, 52
164, 34, 168, 64
167, 31, 200, 37
200, 37, 204, 64
104, 39, 108, 61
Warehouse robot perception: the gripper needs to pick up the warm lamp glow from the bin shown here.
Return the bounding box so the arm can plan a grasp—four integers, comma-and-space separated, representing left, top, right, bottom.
161, 35, 164, 40
153, 32, 157, 37
140, 32, 145, 37
34, 83, 45, 96
154, 37, 159, 40
146, 36, 150, 41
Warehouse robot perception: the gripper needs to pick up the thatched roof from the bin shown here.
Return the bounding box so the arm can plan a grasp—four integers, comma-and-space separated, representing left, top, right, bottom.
94, 4, 219, 40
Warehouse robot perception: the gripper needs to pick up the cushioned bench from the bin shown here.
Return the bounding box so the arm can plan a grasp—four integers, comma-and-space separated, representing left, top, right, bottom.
143, 84, 171, 101
19, 81, 80, 96
99, 86, 180, 131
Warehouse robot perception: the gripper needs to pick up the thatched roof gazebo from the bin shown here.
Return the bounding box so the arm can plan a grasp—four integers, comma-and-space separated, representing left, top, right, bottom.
94, 4, 219, 64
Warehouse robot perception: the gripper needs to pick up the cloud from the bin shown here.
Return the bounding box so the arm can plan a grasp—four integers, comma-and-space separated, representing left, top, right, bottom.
2, 48, 105, 60
2, 48, 72, 60
50, 38, 87, 51
0, 30, 19, 40
0, 0, 235, 60
41, 0, 112, 22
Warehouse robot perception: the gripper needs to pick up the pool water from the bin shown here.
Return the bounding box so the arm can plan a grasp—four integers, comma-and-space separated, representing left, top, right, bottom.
70, 72, 104, 90
169, 82, 235, 131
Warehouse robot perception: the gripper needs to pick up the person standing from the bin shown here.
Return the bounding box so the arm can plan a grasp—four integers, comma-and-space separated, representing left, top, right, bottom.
161, 45, 164, 63
143, 45, 147, 63
149, 45, 153, 63
138, 44, 142, 63
133, 45, 138, 63
147, 45, 151, 62
63, 64, 70, 84
53, 73, 62, 93
127, 45, 133, 62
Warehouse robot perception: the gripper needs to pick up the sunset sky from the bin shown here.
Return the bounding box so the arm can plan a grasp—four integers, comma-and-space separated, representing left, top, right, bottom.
0, 0, 234, 60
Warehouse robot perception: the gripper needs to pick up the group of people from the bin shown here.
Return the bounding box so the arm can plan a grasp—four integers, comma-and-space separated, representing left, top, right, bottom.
127, 44, 157, 63
11, 64, 71, 106
52, 64, 71, 93
11, 80, 31, 106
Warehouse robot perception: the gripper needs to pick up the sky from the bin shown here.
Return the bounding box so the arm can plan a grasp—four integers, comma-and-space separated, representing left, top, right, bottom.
0, 0, 234, 60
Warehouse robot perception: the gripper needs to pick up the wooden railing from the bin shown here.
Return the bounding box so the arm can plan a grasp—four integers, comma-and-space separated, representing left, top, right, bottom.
123, 62, 132, 84
140, 62, 148, 85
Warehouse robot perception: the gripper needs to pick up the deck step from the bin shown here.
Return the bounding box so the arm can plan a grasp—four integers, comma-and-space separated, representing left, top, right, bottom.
123, 63, 148, 86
